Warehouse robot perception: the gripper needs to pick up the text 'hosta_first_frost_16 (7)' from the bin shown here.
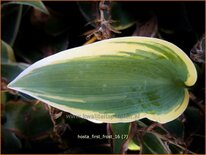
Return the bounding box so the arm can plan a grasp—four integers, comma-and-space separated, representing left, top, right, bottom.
8, 37, 197, 124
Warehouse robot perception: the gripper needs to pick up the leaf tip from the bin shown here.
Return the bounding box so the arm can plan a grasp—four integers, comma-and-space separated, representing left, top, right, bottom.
7, 76, 21, 91
7, 80, 16, 90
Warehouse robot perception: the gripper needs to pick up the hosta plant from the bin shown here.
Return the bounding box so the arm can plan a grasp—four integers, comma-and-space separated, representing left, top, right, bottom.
8, 37, 197, 124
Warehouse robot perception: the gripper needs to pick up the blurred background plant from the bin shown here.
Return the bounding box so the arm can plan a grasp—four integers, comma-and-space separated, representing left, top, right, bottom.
1, 1, 205, 154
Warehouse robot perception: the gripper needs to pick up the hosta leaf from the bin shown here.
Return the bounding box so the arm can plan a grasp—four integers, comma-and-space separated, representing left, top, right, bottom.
1, 40, 16, 63
77, 2, 98, 28
2, 0, 49, 15
1, 4, 23, 46
128, 138, 140, 151
111, 123, 130, 153
111, 123, 140, 153
8, 37, 197, 124
2, 63, 29, 82
141, 132, 170, 154
110, 2, 136, 31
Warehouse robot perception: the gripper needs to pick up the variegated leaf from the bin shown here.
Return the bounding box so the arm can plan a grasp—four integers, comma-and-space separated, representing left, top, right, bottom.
8, 37, 197, 123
